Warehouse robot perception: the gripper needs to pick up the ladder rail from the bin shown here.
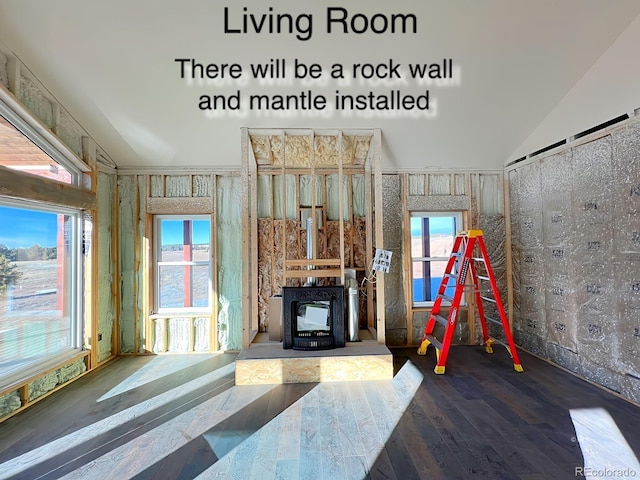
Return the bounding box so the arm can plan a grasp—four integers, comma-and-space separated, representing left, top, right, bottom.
420, 235, 464, 342
469, 258, 490, 346
476, 236, 522, 368
434, 238, 474, 373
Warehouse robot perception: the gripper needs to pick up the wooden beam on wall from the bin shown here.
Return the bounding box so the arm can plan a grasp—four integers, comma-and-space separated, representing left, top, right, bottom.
503, 173, 515, 331
0, 164, 95, 210
82, 138, 98, 369
111, 174, 121, 357
372, 129, 385, 345
401, 174, 414, 346
250, 148, 259, 341
240, 127, 251, 348
146, 197, 214, 214
144, 177, 154, 353
364, 142, 374, 330
338, 131, 345, 284
211, 174, 219, 351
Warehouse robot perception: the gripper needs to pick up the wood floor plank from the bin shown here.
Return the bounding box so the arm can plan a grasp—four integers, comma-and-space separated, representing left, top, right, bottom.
368, 447, 398, 480
2, 348, 640, 480
347, 381, 383, 453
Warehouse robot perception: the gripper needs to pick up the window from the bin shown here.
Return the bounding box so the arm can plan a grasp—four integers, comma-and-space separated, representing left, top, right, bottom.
0, 201, 82, 381
410, 212, 462, 306
0, 102, 86, 388
155, 216, 212, 311
0, 114, 78, 185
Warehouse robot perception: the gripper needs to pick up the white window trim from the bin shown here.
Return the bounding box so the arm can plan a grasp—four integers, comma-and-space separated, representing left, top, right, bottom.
0, 198, 85, 353
154, 214, 213, 314
410, 211, 463, 308
0, 96, 86, 391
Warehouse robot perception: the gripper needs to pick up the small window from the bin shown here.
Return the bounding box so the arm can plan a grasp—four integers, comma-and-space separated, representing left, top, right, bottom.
155, 216, 211, 312
410, 212, 462, 306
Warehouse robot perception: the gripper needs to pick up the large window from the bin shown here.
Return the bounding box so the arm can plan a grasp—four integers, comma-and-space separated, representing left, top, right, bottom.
0, 101, 87, 388
0, 201, 82, 381
410, 212, 462, 306
155, 216, 212, 311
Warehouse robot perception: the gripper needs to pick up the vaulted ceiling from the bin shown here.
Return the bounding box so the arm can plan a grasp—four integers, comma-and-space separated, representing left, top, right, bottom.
0, 1, 639, 171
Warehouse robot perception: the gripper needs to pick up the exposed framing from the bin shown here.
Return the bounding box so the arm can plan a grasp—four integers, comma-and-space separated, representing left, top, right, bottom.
141, 173, 222, 354
243, 128, 385, 347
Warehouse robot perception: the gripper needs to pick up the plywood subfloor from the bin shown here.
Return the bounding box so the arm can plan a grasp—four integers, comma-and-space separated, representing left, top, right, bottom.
0, 347, 639, 479
236, 341, 393, 384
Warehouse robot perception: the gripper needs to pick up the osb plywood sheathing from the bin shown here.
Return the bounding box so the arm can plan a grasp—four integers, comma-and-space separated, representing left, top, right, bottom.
353, 216, 367, 268
326, 221, 352, 267
273, 220, 301, 288
257, 218, 274, 332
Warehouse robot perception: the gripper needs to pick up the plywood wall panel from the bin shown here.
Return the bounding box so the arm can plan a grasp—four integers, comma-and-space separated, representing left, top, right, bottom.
257, 218, 273, 332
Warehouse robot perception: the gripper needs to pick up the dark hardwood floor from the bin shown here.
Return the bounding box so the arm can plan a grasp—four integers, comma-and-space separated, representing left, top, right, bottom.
0, 346, 639, 479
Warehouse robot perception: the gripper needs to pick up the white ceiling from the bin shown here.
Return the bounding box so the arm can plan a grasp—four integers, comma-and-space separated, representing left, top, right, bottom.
0, 0, 639, 171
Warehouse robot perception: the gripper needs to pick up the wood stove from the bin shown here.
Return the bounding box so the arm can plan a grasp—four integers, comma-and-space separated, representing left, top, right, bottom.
282, 285, 345, 350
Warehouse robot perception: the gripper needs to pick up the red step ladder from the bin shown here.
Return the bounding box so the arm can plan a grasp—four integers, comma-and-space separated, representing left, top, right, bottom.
417, 229, 523, 374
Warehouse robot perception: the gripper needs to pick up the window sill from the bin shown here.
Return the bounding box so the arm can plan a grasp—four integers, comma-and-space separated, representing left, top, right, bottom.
0, 349, 89, 398
149, 311, 213, 319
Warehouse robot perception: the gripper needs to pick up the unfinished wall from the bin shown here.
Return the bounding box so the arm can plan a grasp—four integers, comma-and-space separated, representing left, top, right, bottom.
96, 171, 116, 362
383, 175, 407, 346
216, 175, 243, 350
255, 173, 369, 334
401, 172, 505, 348
509, 118, 640, 403
117, 172, 243, 353
117, 175, 141, 353
0, 358, 87, 419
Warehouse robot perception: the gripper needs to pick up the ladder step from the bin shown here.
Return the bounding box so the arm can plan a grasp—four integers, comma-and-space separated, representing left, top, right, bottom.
477, 275, 490, 281
432, 314, 448, 327
473, 257, 485, 262
437, 293, 455, 303
424, 335, 443, 351
484, 316, 504, 327
444, 273, 458, 279
480, 295, 497, 304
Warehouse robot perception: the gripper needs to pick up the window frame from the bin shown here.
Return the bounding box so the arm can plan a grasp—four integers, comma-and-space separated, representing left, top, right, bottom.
0, 105, 86, 188
0, 90, 91, 392
0, 198, 84, 382
154, 214, 213, 314
410, 211, 463, 308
